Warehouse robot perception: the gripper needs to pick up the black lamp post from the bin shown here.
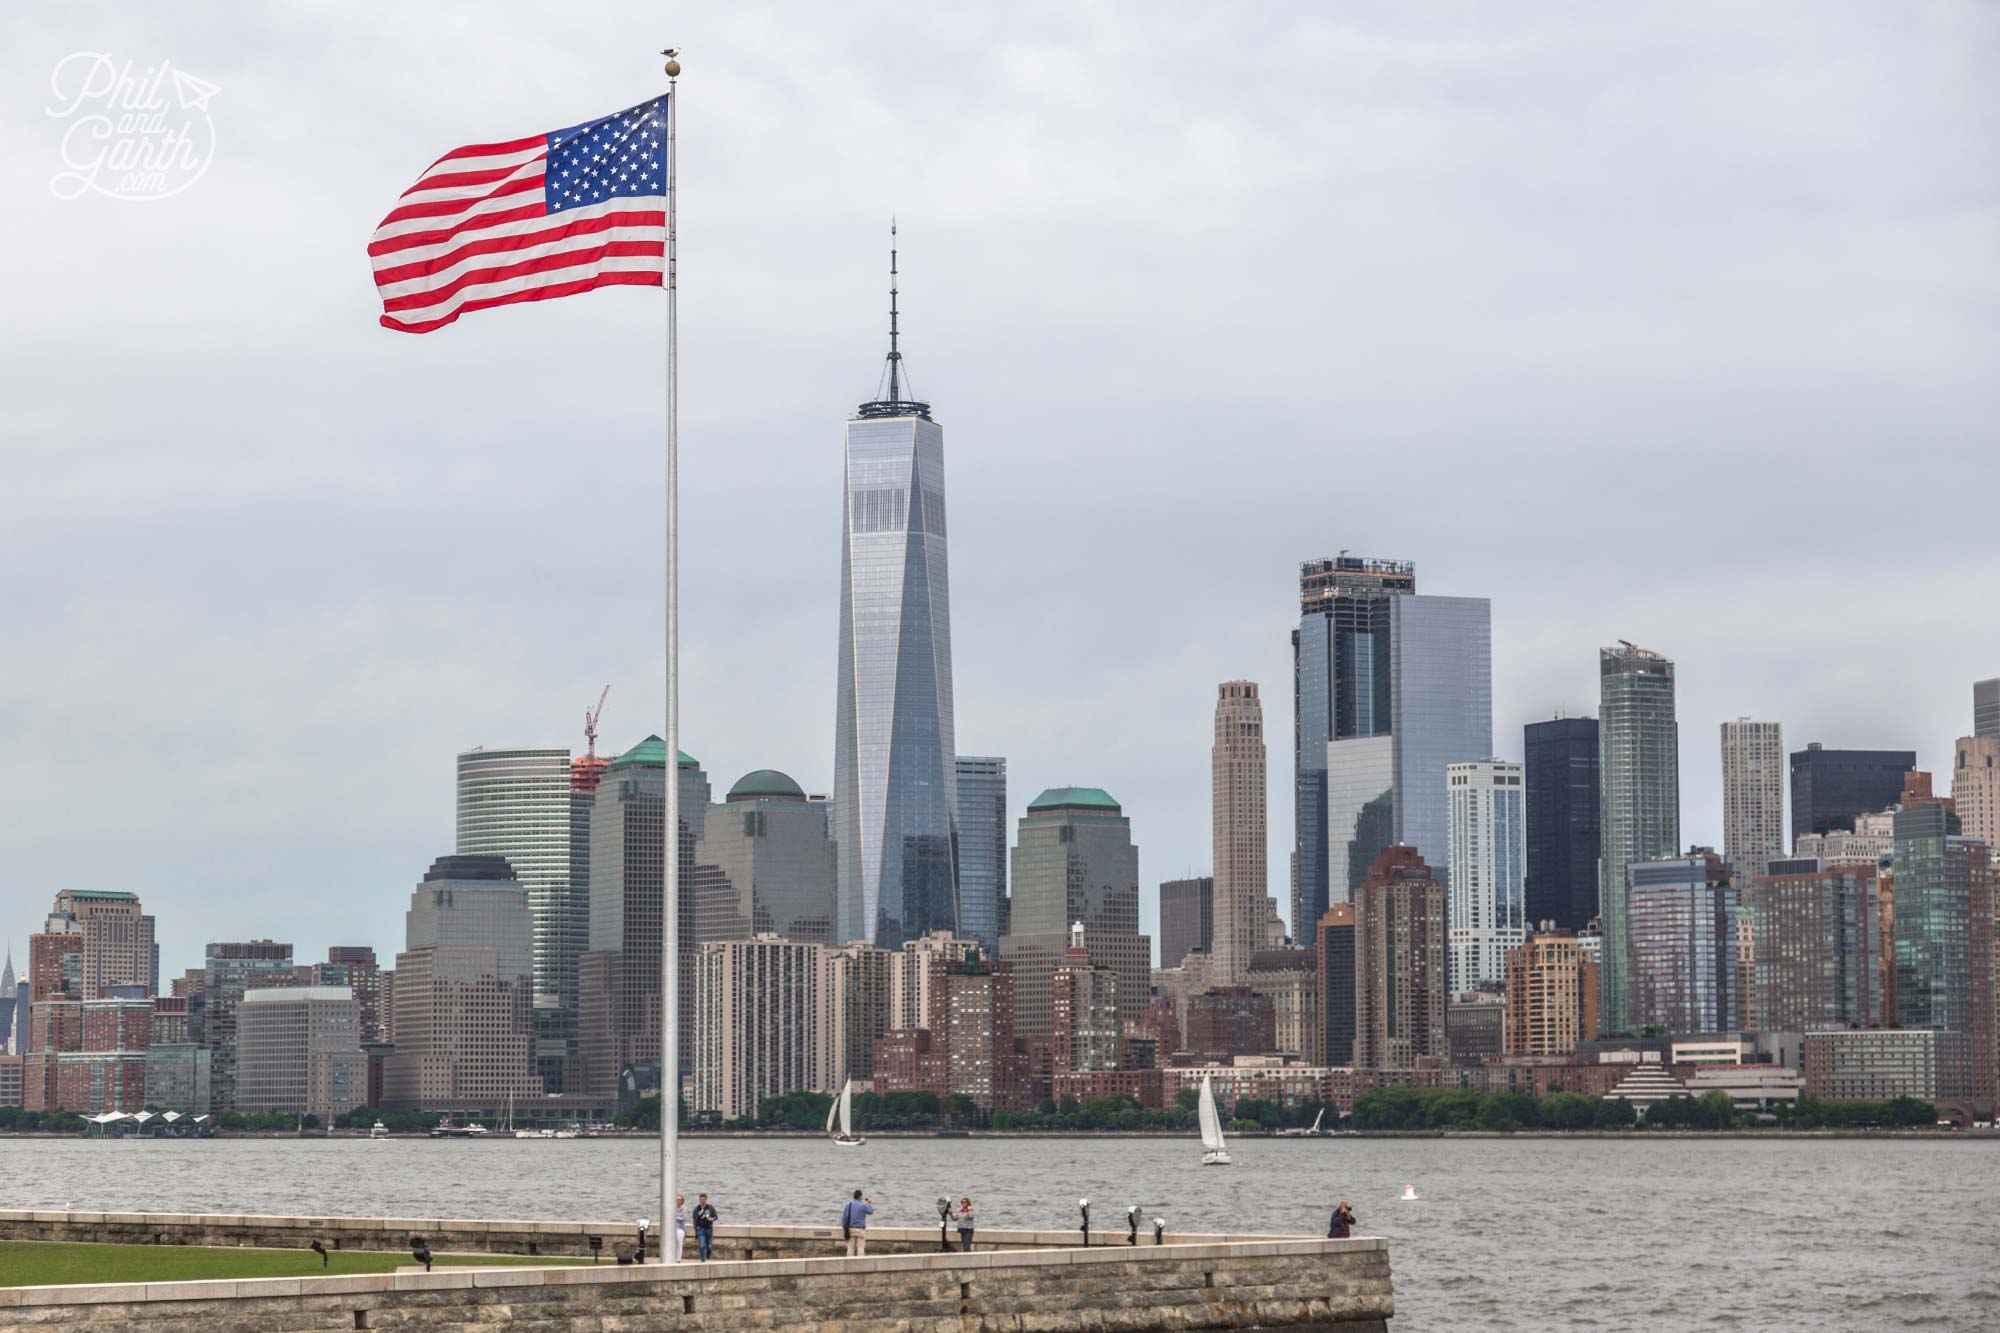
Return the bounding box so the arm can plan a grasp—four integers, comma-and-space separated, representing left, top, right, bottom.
1078, 1199, 1090, 1248
936, 1198, 953, 1253
588, 1235, 602, 1263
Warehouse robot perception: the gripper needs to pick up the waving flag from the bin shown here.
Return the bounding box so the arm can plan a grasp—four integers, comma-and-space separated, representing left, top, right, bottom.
370, 97, 667, 334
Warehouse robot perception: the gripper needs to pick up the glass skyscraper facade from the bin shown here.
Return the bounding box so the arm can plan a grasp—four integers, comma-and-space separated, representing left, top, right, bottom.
1788, 744, 1914, 846
833, 399, 958, 949
1292, 557, 1413, 934
954, 756, 1007, 953
1597, 643, 1680, 1036
1625, 853, 1735, 1036
1524, 716, 1600, 931
1389, 594, 1492, 877
1325, 735, 1394, 907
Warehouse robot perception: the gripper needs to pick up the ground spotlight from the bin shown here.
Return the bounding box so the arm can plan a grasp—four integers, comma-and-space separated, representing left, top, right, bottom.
309, 1239, 328, 1269
588, 1235, 602, 1263
410, 1237, 432, 1272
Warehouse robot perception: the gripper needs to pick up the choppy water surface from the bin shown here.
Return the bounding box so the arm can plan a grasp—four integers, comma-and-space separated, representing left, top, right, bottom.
9, 1134, 1995, 1329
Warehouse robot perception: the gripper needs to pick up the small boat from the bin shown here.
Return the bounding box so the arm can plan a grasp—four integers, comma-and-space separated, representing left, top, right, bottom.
828, 1079, 866, 1147
1198, 1075, 1231, 1166
1277, 1109, 1325, 1139
465, 1122, 489, 1136
369, 1121, 389, 1140
1401, 1184, 1420, 1201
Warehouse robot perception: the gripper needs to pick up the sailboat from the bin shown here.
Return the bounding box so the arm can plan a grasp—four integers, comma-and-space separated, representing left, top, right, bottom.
827, 1079, 865, 1147
1198, 1075, 1231, 1166
1277, 1108, 1325, 1138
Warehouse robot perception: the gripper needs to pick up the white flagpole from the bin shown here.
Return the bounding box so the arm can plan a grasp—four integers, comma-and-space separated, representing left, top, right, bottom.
660, 51, 681, 1263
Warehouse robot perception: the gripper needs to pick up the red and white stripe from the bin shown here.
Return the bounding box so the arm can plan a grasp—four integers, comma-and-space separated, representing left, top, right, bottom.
370, 132, 664, 335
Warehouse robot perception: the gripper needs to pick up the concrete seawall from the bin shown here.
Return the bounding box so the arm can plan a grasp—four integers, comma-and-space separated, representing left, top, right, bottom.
0, 1209, 1394, 1330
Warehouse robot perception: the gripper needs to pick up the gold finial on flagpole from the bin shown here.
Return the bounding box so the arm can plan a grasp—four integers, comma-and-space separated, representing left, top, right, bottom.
662, 48, 681, 77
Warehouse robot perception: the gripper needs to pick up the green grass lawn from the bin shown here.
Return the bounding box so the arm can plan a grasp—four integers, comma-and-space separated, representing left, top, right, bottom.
0, 1240, 590, 1287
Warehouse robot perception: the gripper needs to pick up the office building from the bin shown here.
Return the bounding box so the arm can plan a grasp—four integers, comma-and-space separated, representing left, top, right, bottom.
456, 745, 585, 1086
1524, 716, 1601, 932
932, 953, 1020, 1112
203, 941, 294, 1112
1502, 927, 1600, 1058
1211, 681, 1268, 984
1446, 759, 1526, 990
28, 891, 154, 1002
1389, 595, 1493, 881
383, 854, 538, 1113
1891, 801, 1995, 1111
889, 930, 979, 1034
954, 757, 1008, 953
235, 986, 365, 1124
1246, 948, 1317, 1060
1790, 744, 1915, 846
1183, 986, 1276, 1060
1447, 994, 1504, 1066
316, 947, 385, 1045
1325, 736, 1395, 910
1795, 810, 1897, 869
999, 787, 1150, 1040
1976, 678, 1999, 740
833, 250, 958, 949
1315, 904, 1357, 1066
693, 769, 837, 944
1050, 924, 1120, 1073
142, 1043, 211, 1113
1293, 555, 1416, 934
1747, 863, 1878, 1032
1801, 1028, 1971, 1105
1598, 642, 1681, 1036
692, 935, 824, 1123
1354, 846, 1446, 1069
577, 736, 708, 1104
1951, 736, 2000, 855
1721, 720, 1786, 884
1626, 852, 1736, 1036
1157, 876, 1212, 969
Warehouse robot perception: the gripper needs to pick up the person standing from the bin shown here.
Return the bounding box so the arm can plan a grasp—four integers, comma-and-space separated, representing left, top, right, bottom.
954, 1197, 976, 1252
1328, 1201, 1356, 1239
841, 1189, 875, 1258
673, 1194, 687, 1261
692, 1193, 718, 1262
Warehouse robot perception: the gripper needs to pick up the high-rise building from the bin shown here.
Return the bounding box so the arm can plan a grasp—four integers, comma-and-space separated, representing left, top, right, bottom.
1050, 924, 1120, 1074
1245, 948, 1317, 1060
692, 935, 825, 1123
1976, 678, 1999, 740
820, 940, 895, 1086
1446, 759, 1526, 991
1524, 716, 1601, 932
1389, 596, 1493, 881
576, 736, 708, 1104
1314, 904, 1357, 1066
456, 747, 583, 1081
1789, 744, 1915, 847
1211, 681, 1268, 984
1597, 642, 1680, 1036
999, 788, 1150, 1041
1354, 846, 1446, 1069
1292, 555, 1415, 935
1720, 720, 1786, 885
383, 854, 538, 1113
28, 891, 154, 1001
833, 241, 958, 949
931, 952, 1019, 1112
318, 947, 385, 1044
1891, 800, 1995, 1112
203, 940, 294, 1112
890, 931, 979, 1033
236, 986, 365, 1124
1951, 736, 2000, 855
1157, 876, 1213, 969
1626, 851, 1735, 1036
1325, 736, 1395, 909
693, 769, 837, 945
1747, 863, 1878, 1032
954, 757, 1008, 954
1795, 809, 1897, 869
1501, 927, 1600, 1058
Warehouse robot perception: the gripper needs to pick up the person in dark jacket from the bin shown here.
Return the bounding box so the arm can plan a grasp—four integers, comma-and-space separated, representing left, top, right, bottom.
954, 1197, 976, 1251
1329, 1202, 1356, 1239
692, 1193, 718, 1261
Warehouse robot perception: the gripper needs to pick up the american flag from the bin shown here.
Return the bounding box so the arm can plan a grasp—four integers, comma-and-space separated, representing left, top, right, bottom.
370, 97, 668, 334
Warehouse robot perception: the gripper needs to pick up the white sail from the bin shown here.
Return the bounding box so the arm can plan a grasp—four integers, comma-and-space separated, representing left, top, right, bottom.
1198, 1076, 1225, 1153
839, 1080, 853, 1138
1308, 1108, 1323, 1135
825, 1086, 840, 1136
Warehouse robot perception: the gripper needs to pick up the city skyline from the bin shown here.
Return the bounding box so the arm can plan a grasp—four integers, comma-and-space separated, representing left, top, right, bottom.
4, 6, 1995, 979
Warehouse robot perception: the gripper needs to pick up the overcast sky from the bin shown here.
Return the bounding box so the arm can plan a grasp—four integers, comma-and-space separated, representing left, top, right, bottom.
3, 3, 1995, 979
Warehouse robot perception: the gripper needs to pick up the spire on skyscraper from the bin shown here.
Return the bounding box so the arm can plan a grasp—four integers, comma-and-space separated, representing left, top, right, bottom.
860, 220, 931, 420
0, 946, 13, 998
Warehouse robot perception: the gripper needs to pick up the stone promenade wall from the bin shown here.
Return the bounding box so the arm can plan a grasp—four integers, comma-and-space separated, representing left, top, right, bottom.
0, 1213, 1394, 1331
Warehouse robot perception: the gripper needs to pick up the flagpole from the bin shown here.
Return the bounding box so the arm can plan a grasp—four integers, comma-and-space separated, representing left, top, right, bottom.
660, 50, 681, 1264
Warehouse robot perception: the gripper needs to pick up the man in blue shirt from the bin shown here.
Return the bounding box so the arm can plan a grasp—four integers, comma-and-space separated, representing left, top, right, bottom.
840, 1189, 874, 1257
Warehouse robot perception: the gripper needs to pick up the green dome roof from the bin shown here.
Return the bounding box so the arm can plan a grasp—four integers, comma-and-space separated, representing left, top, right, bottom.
610, 735, 699, 770
727, 769, 806, 801
1028, 786, 1120, 812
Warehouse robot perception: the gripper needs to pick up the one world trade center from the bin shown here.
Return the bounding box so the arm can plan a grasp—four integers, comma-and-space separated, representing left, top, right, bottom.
833, 229, 958, 947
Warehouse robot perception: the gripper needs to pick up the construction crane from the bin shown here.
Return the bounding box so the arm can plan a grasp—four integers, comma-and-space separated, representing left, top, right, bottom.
583, 685, 610, 761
